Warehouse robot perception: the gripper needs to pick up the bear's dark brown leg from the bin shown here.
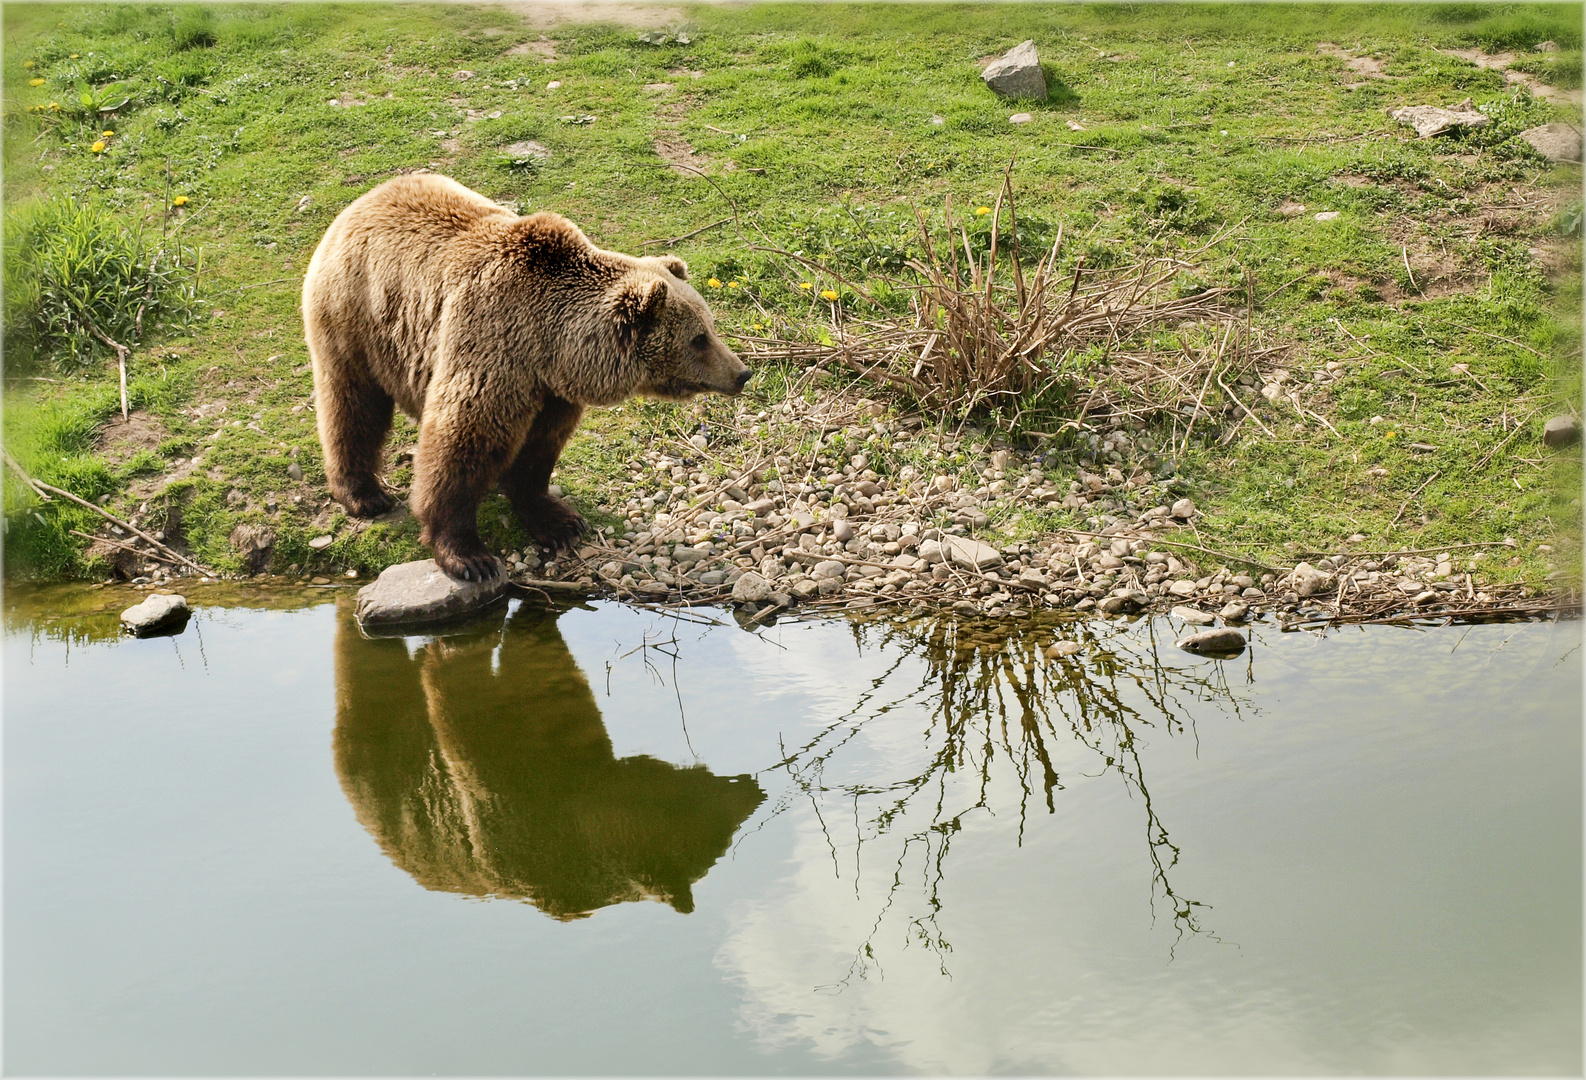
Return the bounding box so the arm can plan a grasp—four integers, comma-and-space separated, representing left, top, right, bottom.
498, 394, 588, 553
315, 360, 398, 519
410, 413, 522, 583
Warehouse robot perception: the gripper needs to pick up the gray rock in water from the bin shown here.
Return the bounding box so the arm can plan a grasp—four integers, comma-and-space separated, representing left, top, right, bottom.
1171, 605, 1216, 625
1178, 627, 1246, 656
944, 534, 1003, 571
355, 559, 507, 629
1387, 99, 1489, 138
1543, 414, 1581, 448
1519, 123, 1582, 163
982, 40, 1047, 101
731, 570, 773, 605
1219, 601, 1250, 622
121, 593, 190, 637
1045, 640, 1082, 658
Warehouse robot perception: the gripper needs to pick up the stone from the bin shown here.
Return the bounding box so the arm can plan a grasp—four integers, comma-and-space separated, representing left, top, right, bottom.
354, 559, 507, 629
1009, 112, 1034, 124
943, 534, 1003, 571
731, 570, 773, 605
1387, 99, 1489, 139
1290, 561, 1334, 598
1172, 605, 1216, 625
1045, 641, 1082, 658
954, 508, 990, 528
812, 559, 846, 580
832, 519, 853, 542
120, 593, 190, 637
1543, 414, 1580, 449
308, 534, 335, 550
287, 461, 304, 481
229, 523, 275, 574
981, 40, 1047, 101
698, 570, 727, 585
1219, 601, 1249, 622
1167, 579, 1197, 597
1519, 123, 1582, 163
1177, 628, 1246, 656
932, 475, 955, 494
918, 538, 946, 565
790, 579, 821, 600
989, 449, 1011, 471
1170, 497, 1196, 520
1314, 211, 1340, 221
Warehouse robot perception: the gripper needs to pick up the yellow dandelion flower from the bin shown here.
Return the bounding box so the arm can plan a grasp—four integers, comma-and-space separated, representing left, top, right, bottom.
798, 281, 813, 290
727, 280, 738, 288
707, 277, 721, 288
975, 206, 991, 215
101, 129, 114, 137
28, 78, 44, 86
69, 54, 79, 59
23, 61, 34, 69
173, 195, 189, 206
90, 140, 106, 152
48, 101, 59, 110
753, 323, 763, 331
1384, 430, 1398, 439
820, 289, 838, 301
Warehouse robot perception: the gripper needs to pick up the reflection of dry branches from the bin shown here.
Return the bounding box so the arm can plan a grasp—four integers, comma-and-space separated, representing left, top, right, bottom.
753, 611, 1253, 983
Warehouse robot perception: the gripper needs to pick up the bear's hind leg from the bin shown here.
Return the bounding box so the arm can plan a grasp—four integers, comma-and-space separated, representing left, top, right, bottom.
498, 395, 588, 553
315, 363, 398, 518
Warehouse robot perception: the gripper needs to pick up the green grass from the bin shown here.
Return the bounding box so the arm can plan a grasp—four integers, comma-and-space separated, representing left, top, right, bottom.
2, 1, 1579, 588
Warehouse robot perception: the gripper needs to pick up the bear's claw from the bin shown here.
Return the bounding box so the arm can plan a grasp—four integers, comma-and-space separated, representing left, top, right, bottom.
519, 493, 588, 554
434, 546, 504, 584
341, 487, 398, 519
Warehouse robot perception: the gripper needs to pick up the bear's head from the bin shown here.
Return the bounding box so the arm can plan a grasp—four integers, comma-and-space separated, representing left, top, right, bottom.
610, 257, 750, 401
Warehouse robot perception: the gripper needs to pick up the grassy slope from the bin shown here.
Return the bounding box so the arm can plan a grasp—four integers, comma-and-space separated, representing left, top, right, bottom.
2, 2, 1580, 587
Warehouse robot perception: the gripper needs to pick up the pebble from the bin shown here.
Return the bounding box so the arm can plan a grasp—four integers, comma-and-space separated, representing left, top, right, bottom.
1218, 601, 1249, 622
308, 535, 334, 550
1170, 498, 1196, 520
1171, 605, 1216, 625
731, 570, 772, 604
1290, 562, 1333, 597
832, 519, 853, 542
287, 462, 304, 481
1544, 415, 1580, 449
1045, 641, 1082, 658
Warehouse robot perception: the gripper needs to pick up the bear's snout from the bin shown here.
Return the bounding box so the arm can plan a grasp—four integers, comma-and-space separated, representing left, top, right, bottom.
734, 368, 752, 391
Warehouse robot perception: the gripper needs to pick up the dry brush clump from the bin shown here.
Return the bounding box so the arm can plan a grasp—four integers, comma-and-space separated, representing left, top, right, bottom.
739, 172, 1245, 431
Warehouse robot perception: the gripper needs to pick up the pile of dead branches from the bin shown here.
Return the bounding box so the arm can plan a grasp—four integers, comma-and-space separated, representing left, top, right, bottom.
739, 168, 1242, 425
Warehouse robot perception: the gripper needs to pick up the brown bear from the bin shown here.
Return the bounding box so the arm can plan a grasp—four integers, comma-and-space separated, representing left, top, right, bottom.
301, 173, 749, 582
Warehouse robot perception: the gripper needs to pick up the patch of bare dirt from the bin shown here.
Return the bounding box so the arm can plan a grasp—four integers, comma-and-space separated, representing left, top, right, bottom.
95, 411, 167, 465
1437, 45, 1581, 106
506, 37, 558, 60
484, 1, 685, 30
653, 132, 705, 172
1317, 43, 1396, 87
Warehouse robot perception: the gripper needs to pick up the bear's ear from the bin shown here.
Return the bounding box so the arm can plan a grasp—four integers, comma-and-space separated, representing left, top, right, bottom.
612, 276, 668, 357
656, 254, 688, 281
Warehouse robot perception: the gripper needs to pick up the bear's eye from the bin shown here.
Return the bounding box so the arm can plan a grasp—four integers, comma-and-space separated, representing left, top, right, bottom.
691, 332, 710, 351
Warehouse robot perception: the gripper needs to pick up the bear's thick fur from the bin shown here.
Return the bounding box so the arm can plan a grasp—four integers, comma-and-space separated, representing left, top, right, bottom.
302, 173, 749, 581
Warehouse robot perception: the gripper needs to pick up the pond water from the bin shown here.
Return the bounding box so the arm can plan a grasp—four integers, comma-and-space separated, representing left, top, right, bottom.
5, 588, 1581, 1075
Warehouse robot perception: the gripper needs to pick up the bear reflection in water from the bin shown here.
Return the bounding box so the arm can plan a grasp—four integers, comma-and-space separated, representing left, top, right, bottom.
333, 604, 764, 920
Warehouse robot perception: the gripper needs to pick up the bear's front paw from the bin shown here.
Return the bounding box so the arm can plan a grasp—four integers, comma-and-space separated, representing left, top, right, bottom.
433, 544, 505, 584
522, 493, 588, 553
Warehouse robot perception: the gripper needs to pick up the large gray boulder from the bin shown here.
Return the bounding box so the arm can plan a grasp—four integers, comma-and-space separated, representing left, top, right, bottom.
982, 40, 1047, 101
121, 593, 190, 637
1519, 123, 1582, 163
355, 559, 507, 629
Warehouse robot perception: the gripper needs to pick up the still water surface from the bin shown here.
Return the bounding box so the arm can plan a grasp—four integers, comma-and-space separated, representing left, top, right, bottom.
5, 590, 1581, 1075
